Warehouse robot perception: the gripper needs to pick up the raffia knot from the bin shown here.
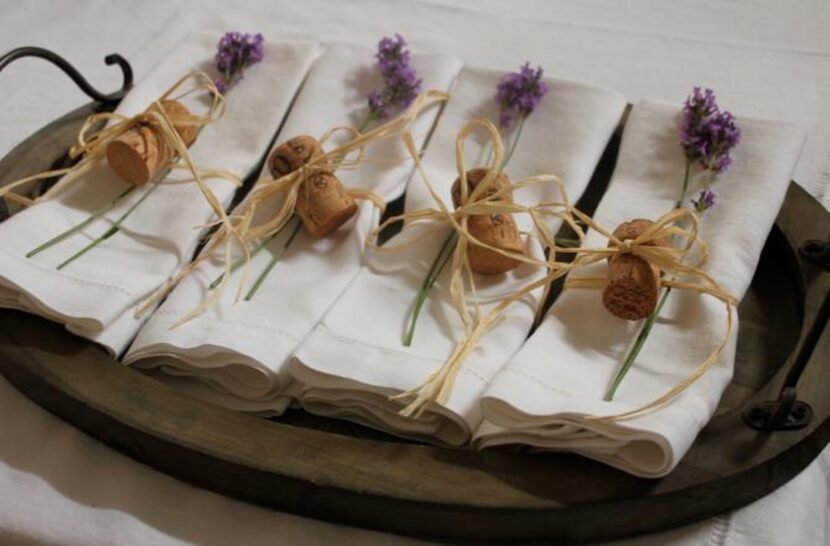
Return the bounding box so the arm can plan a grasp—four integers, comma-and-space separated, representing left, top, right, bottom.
617, 239, 634, 254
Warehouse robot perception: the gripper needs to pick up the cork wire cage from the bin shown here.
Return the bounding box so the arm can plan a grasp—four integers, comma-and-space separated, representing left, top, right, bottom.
0, 47, 828, 544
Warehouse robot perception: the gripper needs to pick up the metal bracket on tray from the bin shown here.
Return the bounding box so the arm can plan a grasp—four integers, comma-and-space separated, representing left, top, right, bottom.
743, 238, 829, 431
0, 46, 133, 108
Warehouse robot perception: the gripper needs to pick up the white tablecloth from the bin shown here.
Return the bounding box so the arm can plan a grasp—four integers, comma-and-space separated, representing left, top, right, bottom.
0, 1, 828, 544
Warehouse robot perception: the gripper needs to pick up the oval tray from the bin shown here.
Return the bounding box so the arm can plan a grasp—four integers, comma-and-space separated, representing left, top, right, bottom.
0, 105, 827, 545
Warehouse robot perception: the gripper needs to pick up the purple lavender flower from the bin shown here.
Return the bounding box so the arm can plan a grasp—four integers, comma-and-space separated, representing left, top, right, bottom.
367, 90, 388, 119
495, 62, 548, 129
691, 187, 717, 213
367, 34, 422, 121
376, 34, 411, 75
214, 32, 265, 93
681, 87, 741, 173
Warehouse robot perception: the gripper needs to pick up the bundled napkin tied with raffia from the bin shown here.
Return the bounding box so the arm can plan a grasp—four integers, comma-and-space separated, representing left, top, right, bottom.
0, 34, 320, 354
291, 68, 628, 445
478, 98, 805, 477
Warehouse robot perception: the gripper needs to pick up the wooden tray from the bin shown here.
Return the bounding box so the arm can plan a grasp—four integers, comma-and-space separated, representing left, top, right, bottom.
0, 104, 827, 545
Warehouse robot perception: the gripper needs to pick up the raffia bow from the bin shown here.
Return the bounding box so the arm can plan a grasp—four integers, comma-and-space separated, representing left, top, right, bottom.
137, 90, 452, 325
368, 118, 579, 417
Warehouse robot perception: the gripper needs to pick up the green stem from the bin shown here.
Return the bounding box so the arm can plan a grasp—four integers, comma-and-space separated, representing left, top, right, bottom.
27, 186, 136, 258
403, 231, 457, 346
56, 182, 161, 270
604, 287, 672, 400
244, 215, 303, 301
603, 159, 693, 400
483, 143, 495, 167
677, 160, 691, 209
501, 116, 525, 170
208, 222, 290, 290
357, 113, 374, 133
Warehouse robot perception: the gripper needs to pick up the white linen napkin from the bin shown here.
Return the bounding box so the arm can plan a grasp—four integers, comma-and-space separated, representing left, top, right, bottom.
0, 34, 321, 356
477, 99, 805, 477
290, 67, 627, 445
124, 44, 463, 412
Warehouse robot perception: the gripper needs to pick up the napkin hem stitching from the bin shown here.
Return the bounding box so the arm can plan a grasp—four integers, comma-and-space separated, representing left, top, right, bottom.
315, 324, 492, 385
0, 246, 137, 298
151, 307, 304, 342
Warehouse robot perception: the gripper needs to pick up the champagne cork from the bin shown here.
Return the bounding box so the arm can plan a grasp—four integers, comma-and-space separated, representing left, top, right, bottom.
465, 213, 524, 274
268, 135, 324, 178
106, 100, 198, 186
451, 167, 512, 208
451, 168, 522, 275
155, 100, 199, 147
268, 135, 358, 239
295, 170, 359, 238
603, 219, 670, 321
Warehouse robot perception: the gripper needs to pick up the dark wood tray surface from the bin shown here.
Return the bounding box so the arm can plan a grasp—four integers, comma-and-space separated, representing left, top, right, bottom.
0, 104, 827, 544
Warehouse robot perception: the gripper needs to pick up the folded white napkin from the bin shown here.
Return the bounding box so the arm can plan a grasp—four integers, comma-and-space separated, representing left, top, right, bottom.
478, 99, 805, 477
0, 34, 320, 356
290, 68, 627, 445
124, 44, 463, 412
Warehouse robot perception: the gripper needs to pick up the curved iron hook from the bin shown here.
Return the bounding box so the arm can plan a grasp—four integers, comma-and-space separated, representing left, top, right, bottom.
0, 46, 133, 107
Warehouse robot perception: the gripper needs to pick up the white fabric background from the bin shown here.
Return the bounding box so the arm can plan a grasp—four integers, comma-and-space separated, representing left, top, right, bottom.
0, 0, 828, 544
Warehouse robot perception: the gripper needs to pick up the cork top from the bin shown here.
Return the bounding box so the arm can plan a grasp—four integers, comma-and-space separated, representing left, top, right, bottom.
451, 168, 512, 209
268, 135, 324, 178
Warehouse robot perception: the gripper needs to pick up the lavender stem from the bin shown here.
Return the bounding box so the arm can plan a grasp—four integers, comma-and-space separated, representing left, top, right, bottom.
244, 215, 303, 301
208, 222, 289, 290
57, 181, 161, 270
27, 185, 136, 258
603, 159, 692, 400
501, 115, 526, 170
403, 231, 457, 346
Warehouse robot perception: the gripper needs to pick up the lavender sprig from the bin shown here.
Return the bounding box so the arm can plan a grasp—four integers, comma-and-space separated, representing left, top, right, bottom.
365, 34, 422, 125
604, 87, 739, 401
681, 87, 741, 174
483, 62, 549, 169
246, 35, 421, 302
213, 32, 265, 93
496, 62, 548, 130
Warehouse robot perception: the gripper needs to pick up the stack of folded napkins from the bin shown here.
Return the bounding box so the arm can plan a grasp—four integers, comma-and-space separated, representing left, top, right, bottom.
124, 44, 462, 413
0, 33, 320, 356
476, 100, 805, 477
0, 30, 807, 478
290, 68, 627, 445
